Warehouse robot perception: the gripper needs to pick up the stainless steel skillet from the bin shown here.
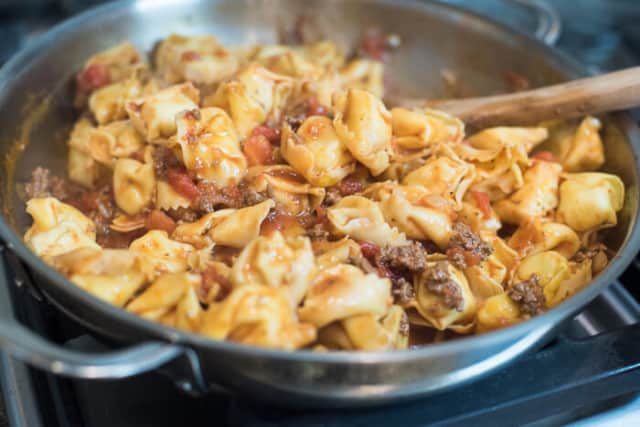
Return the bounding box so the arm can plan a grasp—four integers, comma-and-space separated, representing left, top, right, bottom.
0, 0, 638, 407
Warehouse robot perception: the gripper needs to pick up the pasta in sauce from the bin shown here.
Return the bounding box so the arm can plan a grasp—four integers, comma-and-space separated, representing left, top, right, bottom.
21, 34, 624, 351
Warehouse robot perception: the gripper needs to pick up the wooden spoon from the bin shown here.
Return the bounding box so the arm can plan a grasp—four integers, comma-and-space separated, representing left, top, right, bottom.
392, 66, 640, 128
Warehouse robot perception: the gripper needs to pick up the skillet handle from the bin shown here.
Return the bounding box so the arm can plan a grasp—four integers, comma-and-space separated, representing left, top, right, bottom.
0, 246, 198, 384
0, 320, 183, 379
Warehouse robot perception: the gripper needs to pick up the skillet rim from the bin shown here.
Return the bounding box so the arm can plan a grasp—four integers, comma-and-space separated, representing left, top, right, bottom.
0, 0, 638, 364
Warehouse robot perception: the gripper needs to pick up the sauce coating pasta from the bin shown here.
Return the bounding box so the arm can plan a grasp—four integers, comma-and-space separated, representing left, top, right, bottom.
21, 34, 623, 351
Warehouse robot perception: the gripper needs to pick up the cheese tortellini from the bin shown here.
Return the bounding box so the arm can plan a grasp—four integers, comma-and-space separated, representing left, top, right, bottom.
126, 82, 199, 142
557, 172, 624, 232
281, 116, 355, 187
155, 34, 238, 85
22, 34, 626, 353
333, 88, 392, 176
174, 107, 247, 186
24, 198, 98, 257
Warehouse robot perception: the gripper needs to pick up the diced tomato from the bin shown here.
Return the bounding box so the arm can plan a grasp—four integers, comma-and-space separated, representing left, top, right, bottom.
77, 63, 111, 94
166, 168, 201, 201
360, 30, 387, 61
306, 96, 330, 117
251, 125, 281, 145
464, 251, 481, 267
243, 135, 274, 166
181, 50, 201, 61
531, 151, 558, 162
360, 241, 381, 259
470, 190, 491, 219
447, 247, 481, 268
145, 210, 177, 234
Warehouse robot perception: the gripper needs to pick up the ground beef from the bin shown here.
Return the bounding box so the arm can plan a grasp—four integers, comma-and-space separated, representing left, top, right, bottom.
197, 182, 244, 211
379, 242, 429, 272
283, 96, 332, 132
67, 185, 116, 237
422, 262, 464, 312
392, 276, 415, 306
197, 182, 268, 212
242, 186, 268, 206
572, 244, 608, 263
508, 274, 546, 316
166, 207, 199, 223
152, 146, 181, 179
322, 176, 365, 207
23, 167, 70, 200
322, 188, 342, 206
447, 222, 493, 269
24, 167, 51, 199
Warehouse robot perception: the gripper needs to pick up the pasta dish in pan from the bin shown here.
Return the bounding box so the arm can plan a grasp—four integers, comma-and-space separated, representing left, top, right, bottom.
20, 34, 624, 351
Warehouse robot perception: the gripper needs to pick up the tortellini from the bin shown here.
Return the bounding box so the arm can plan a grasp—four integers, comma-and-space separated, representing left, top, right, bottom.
72, 271, 146, 307
200, 285, 316, 350
368, 183, 454, 248
206, 64, 293, 139
339, 59, 384, 98
127, 272, 201, 321
401, 146, 474, 208
515, 251, 569, 307
79, 41, 143, 87
318, 305, 409, 351
298, 264, 392, 327
281, 116, 355, 187
89, 71, 144, 125
88, 120, 145, 168
327, 196, 408, 247
314, 238, 363, 270
333, 88, 392, 176
24, 198, 98, 257
129, 230, 195, 278
408, 261, 477, 332
557, 173, 624, 232
508, 220, 580, 258
126, 82, 199, 142
541, 117, 605, 172
391, 108, 464, 158
457, 126, 548, 199
67, 118, 102, 188
174, 108, 247, 186
476, 293, 521, 332
208, 199, 275, 248
155, 34, 238, 85
231, 232, 315, 307
156, 180, 191, 211
113, 158, 155, 215
465, 237, 517, 300
493, 160, 562, 225
244, 165, 324, 215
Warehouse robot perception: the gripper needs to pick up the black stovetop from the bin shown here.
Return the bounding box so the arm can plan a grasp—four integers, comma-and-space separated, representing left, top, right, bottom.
1, 1, 640, 426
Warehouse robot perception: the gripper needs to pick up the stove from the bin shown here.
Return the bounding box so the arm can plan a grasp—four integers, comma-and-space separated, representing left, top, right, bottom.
1, 1, 640, 426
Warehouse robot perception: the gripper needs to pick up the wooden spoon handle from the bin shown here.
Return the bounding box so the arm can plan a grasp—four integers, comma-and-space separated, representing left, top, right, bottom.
398, 66, 640, 128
